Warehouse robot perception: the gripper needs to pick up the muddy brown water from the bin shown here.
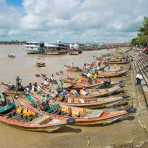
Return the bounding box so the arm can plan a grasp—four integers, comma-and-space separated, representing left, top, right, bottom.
0, 45, 147, 148
0, 44, 109, 84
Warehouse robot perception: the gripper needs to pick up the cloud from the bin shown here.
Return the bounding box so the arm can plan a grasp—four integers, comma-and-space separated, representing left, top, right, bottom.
0, 0, 22, 40
0, 0, 148, 42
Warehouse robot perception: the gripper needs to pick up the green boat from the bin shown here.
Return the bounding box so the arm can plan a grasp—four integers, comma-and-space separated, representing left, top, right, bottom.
0, 103, 16, 114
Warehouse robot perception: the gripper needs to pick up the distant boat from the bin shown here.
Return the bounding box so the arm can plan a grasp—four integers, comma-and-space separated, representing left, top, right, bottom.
46, 50, 67, 55
36, 62, 46, 67
8, 54, 16, 58
69, 51, 79, 55
26, 42, 68, 55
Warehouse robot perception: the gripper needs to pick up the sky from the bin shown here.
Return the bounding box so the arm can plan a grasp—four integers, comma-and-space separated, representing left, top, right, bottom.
0, 0, 148, 43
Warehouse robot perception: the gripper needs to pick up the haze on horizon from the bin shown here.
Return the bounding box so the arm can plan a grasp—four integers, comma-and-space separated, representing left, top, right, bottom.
0, 0, 148, 43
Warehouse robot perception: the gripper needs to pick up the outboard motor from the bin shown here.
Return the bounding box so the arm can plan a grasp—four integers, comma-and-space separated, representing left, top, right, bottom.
127, 106, 137, 113
67, 117, 75, 125
118, 80, 125, 87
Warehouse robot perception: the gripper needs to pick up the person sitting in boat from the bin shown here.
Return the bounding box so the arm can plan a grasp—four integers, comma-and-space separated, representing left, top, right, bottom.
86, 72, 91, 78
24, 87, 30, 95
0, 92, 7, 106
58, 89, 69, 101
80, 87, 89, 96
70, 89, 80, 97
104, 64, 111, 72
83, 63, 87, 71
97, 60, 101, 67
104, 78, 111, 88
125, 56, 129, 62
96, 64, 101, 71
46, 94, 53, 101
49, 74, 55, 83
43, 79, 49, 86
28, 83, 33, 92
33, 82, 40, 92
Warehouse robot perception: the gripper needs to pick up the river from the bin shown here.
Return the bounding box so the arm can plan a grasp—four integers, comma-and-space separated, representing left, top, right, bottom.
0, 44, 109, 85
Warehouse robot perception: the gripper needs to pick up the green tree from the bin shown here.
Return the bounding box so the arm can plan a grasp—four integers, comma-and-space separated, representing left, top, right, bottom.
131, 17, 148, 46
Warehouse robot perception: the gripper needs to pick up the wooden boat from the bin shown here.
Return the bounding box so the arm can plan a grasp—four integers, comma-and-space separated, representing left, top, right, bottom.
8, 54, 16, 58
64, 65, 82, 72
16, 91, 129, 126
60, 105, 128, 126
27, 50, 40, 54
109, 60, 129, 64
36, 62, 46, 67
28, 94, 129, 126
0, 114, 67, 132
107, 56, 130, 64
0, 103, 16, 114
75, 110, 128, 126
40, 74, 73, 89
97, 69, 128, 78
0, 97, 68, 132
46, 50, 67, 55
57, 96, 128, 109
79, 85, 123, 99
69, 51, 79, 55
109, 59, 129, 64
72, 79, 107, 89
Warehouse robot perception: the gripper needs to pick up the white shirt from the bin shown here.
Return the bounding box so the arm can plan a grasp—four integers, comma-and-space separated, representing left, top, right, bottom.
87, 73, 91, 78
43, 80, 48, 85
136, 74, 143, 80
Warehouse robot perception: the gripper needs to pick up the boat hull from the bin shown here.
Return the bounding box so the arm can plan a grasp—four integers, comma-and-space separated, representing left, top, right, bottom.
74, 111, 128, 126
72, 81, 104, 89
59, 98, 128, 109
97, 70, 127, 78
0, 116, 65, 133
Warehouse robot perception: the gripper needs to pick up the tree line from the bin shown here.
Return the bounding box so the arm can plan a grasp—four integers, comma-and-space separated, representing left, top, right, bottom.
131, 17, 148, 47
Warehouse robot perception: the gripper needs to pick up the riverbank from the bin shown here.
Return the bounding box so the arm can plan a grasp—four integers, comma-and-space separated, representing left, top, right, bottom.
0, 45, 148, 148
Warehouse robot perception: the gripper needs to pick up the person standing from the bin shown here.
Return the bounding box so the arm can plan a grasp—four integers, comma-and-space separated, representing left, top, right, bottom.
136, 73, 143, 85
16, 76, 22, 91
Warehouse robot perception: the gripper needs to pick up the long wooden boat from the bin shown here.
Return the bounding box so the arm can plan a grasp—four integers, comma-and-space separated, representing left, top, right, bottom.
80, 85, 123, 99
0, 103, 16, 114
40, 74, 73, 89
72, 79, 105, 89
64, 64, 106, 73
21, 92, 129, 126
60, 105, 128, 126
64, 65, 82, 72
75, 110, 128, 126
97, 69, 128, 78
0, 96, 68, 132
109, 58, 130, 64
36, 62, 46, 67
46, 50, 67, 55
0, 114, 67, 132
57, 96, 128, 109
69, 51, 79, 55
109, 60, 129, 64
29, 94, 129, 126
